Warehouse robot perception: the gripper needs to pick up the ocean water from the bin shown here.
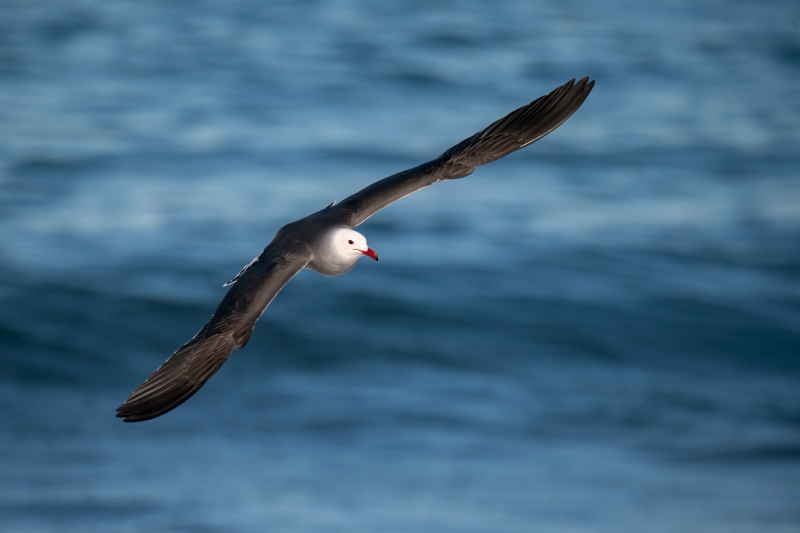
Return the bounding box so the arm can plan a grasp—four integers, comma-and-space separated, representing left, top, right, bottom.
1, 0, 799, 531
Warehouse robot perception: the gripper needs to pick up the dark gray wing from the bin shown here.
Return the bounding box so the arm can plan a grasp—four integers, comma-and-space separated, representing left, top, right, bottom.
116, 238, 310, 422
333, 77, 594, 228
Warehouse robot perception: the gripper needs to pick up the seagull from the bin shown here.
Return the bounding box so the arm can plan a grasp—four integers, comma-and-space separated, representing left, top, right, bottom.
117, 77, 595, 422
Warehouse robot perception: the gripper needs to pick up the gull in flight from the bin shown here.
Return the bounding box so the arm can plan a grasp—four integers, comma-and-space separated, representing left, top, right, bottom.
117, 77, 595, 422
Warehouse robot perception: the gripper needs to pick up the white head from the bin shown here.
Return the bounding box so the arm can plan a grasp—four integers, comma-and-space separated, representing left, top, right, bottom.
310, 227, 379, 276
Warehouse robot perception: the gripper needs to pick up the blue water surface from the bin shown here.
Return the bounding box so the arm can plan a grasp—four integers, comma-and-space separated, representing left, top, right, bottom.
1, 1, 799, 532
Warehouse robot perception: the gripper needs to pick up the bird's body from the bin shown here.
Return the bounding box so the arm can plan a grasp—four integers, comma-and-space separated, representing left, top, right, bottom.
117, 77, 595, 422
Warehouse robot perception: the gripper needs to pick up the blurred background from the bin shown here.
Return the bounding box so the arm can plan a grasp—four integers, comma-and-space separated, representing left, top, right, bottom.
1, 0, 799, 531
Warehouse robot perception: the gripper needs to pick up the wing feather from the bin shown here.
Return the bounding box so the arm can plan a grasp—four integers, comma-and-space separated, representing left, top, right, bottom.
334, 77, 594, 227
116, 241, 309, 422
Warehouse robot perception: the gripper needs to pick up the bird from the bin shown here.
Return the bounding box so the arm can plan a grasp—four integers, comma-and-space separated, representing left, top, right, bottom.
116, 77, 595, 422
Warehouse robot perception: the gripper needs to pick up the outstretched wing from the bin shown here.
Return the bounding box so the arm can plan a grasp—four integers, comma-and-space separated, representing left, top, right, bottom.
116, 240, 310, 422
333, 77, 594, 228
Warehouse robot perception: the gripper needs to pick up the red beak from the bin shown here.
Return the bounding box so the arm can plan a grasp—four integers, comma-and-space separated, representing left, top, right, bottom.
361, 248, 379, 262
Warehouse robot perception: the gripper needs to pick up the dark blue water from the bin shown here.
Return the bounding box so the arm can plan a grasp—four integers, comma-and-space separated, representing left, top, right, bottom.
2, 1, 799, 531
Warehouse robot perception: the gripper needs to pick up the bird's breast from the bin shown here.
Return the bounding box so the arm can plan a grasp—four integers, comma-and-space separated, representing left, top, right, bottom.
306, 256, 358, 277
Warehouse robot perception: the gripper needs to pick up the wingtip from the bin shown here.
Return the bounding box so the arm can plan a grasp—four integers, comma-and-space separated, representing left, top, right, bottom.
116, 399, 178, 422
578, 76, 596, 92
561, 76, 595, 110
116, 413, 152, 423
116, 411, 135, 423
116, 402, 148, 422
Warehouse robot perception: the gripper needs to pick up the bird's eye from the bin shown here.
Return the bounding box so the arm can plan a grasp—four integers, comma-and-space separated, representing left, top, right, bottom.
348, 239, 354, 245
